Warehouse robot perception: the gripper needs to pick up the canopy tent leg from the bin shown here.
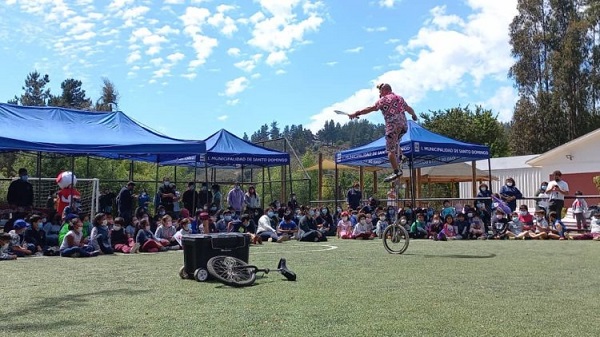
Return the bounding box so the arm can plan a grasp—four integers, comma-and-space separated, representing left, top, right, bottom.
36, 152, 42, 208
471, 160, 477, 198
334, 161, 338, 213
69, 156, 75, 210
288, 163, 293, 199
267, 166, 274, 205
129, 160, 134, 182
204, 164, 209, 209
373, 171, 378, 196
318, 152, 323, 201
192, 160, 198, 215
359, 166, 364, 198
155, 160, 159, 214
487, 157, 492, 193
174, 166, 177, 188
262, 167, 266, 210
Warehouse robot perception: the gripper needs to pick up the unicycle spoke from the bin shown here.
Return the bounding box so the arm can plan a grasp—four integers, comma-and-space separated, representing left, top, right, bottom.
207, 256, 257, 287
383, 224, 410, 254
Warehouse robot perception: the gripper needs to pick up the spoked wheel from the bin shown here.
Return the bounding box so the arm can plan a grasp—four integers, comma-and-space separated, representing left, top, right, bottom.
207, 256, 257, 287
383, 224, 410, 254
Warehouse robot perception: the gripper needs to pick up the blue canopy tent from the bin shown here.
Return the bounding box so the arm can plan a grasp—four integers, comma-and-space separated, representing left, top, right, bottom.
160, 129, 291, 209
335, 120, 491, 208
0, 103, 206, 161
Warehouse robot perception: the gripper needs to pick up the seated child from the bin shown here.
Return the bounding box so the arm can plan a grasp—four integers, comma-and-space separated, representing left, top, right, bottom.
375, 211, 389, 239
154, 215, 180, 250
547, 211, 566, 240
528, 209, 550, 240
352, 214, 372, 240
453, 212, 470, 239
111, 217, 135, 253
0, 233, 17, 260
336, 211, 353, 239
469, 216, 486, 239
489, 209, 509, 240
134, 219, 167, 253
437, 215, 456, 241
409, 213, 427, 239
440, 200, 456, 219
427, 214, 443, 240
570, 210, 600, 240
8, 220, 35, 257
507, 211, 528, 239
59, 218, 99, 258
89, 213, 114, 255
518, 205, 534, 231
277, 214, 299, 242
43, 214, 62, 247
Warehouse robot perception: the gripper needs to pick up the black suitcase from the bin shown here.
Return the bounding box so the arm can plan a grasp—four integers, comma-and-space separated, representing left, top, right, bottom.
179, 233, 250, 282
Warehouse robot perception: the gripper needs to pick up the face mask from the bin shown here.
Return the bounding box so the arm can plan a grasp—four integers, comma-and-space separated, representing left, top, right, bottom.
512, 217, 519, 222
75, 227, 82, 233
295, 210, 301, 215
36, 222, 44, 229
292, 196, 296, 200
224, 215, 232, 221
477, 203, 484, 209
102, 220, 108, 226
21, 175, 28, 182
480, 187, 487, 192
113, 225, 122, 231
379, 216, 385, 221
342, 217, 348, 221
145, 226, 151, 231
541, 185, 547, 190
267, 212, 274, 218
165, 222, 172, 227
211, 207, 217, 211
496, 215, 503, 220
337, 208, 342, 213
506, 182, 513, 187
309, 211, 315, 216
520, 211, 527, 216
42, 218, 46, 223
159, 211, 165, 216
400, 219, 406, 225
275, 203, 280, 208
467, 213, 473, 218
235, 185, 240, 190
433, 220, 439, 224
360, 220, 366, 225
321, 209, 327, 214
183, 225, 190, 231
164, 181, 170, 186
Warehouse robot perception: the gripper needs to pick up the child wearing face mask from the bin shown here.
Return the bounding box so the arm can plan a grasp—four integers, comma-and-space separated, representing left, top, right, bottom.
490, 209, 509, 240
352, 214, 372, 240
337, 211, 352, 239
155, 215, 180, 250
437, 215, 457, 241
409, 213, 427, 239
375, 211, 389, 239
528, 209, 549, 240
427, 214, 443, 240
517, 205, 534, 231
469, 216, 485, 239
133, 219, 166, 253
89, 213, 114, 254
440, 200, 456, 219
59, 219, 99, 258
257, 208, 281, 242
571, 191, 588, 230
173, 218, 193, 247
111, 217, 135, 253
506, 211, 528, 239
570, 210, 600, 240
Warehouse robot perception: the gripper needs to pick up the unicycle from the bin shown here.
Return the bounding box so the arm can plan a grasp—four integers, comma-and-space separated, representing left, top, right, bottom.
206, 256, 297, 287
383, 222, 410, 254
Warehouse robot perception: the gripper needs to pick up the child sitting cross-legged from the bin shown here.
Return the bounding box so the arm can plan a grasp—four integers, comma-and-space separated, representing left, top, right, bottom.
437, 215, 456, 241
352, 213, 373, 240
111, 217, 136, 253
134, 219, 167, 253
468, 216, 486, 240
528, 209, 550, 240
59, 218, 99, 258
489, 209, 509, 240
336, 211, 353, 239
409, 213, 427, 239
506, 211, 528, 239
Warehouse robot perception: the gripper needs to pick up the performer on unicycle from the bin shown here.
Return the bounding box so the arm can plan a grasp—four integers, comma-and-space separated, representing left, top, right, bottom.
349, 83, 418, 182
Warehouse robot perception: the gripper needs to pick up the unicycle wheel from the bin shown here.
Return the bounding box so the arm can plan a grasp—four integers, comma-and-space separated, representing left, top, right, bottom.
207, 256, 257, 287
383, 224, 410, 254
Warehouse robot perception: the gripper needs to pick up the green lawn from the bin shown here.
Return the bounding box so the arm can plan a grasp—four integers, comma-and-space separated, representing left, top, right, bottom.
1, 239, 599, 337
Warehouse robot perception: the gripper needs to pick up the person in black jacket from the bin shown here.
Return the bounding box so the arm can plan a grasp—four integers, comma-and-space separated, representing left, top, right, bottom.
7, 168, 34, 214
117, 181, 136, 225
182, 182, 199, 214
346, 182, 362, 210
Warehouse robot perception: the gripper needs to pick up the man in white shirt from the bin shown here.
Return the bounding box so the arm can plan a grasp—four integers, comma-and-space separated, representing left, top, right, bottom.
545, 170, 569, 220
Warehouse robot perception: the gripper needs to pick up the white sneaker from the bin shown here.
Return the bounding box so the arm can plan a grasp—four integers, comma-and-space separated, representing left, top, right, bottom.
384, 170, 403, 182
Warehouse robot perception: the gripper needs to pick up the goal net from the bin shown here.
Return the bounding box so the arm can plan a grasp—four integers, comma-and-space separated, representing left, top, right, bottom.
30, 178, 100, 217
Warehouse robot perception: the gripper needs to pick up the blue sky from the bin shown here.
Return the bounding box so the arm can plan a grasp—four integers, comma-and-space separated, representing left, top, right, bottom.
0, 0, 518, 140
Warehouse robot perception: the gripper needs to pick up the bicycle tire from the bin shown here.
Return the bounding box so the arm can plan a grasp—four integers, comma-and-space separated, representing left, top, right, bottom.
383, 224, 410, 254
207, 256, 257, 287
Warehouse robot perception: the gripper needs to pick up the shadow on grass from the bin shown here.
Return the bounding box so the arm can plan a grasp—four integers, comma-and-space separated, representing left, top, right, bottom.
422, 253, 497, 259
0, 288, 150, 332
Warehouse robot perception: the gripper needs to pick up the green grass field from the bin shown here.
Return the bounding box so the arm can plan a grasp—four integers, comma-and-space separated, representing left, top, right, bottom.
1, 239, 599, 337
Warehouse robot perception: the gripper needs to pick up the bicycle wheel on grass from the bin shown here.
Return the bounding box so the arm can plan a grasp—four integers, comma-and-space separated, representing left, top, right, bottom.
207, 256, 257, 287
383, 224, 410, 254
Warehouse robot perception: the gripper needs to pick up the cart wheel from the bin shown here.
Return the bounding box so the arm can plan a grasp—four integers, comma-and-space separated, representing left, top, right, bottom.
194, 268, 209, 282
179, 266, 190, 279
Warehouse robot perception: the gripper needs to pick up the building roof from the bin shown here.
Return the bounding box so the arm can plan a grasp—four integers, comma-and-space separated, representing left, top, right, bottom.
526, 127, 600, 166
466, 155, 539, 170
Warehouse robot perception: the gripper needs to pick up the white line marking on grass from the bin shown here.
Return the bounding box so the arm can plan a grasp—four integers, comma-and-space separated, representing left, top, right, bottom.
252, 244, 338, 254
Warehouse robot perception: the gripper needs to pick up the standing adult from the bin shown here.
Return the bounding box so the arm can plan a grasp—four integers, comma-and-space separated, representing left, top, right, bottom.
117, 181, 136, 225
197, 183, 213, 210
545, 170, 569, 219
227, 183, 245, 215
499, 178, 523, 212
346, 182, 362, 211
158, 177, 176, 215
6, 168, 34, 216
349, 83, 418, 182
211, 184, 222, 211
244, 185, 260, 214
182, 182, 199, 214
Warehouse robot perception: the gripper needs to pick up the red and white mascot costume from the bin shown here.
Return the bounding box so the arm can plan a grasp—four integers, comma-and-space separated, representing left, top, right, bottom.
56, 171, 81, 215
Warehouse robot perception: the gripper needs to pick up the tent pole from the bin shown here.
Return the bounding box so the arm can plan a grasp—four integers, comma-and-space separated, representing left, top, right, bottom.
334, 161, 338, 213
373, 171, 378, 196
487, 157, 492, 193
318, 152, 323, 201
262, 166, 266, 210
192, 160, 198, 215
129, 160, 134, 182
471, 160, 477, 198
267, 166, 273, 204
174, 166, 177, 188
155, 159, 159, 214
69, 156, 75, 210
359, 167, 364, 199
36, 152, 42, 208
204, 163, 209, 209
288, 163, 293, 200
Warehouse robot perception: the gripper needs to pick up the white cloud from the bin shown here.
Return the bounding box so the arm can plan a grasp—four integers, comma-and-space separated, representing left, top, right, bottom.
167, 52, 185, 63
226, 99, 239, 106
265, 50, 288, 66
126, 50, 141, 63
482, 86, 518, 122
224, 76, 249, 96
275, 69, 286, 75
227, 47, 241, 57
121, 6, 150, 27
180, 6, 219, 69
108, 0, 134, 11
365, 26, 387, 33
182, 72, 197, 80
345, 46, 363, 53
325, 61, 337, 66
217, 114, 230, 120
235, 54, 262, 72
379, 0, 401, 8
164, 0, 184, 4
307, 0, 519, 132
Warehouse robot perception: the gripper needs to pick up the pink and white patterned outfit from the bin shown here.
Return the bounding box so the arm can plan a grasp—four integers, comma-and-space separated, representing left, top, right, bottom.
375, 93, 409, 156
